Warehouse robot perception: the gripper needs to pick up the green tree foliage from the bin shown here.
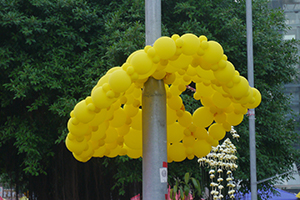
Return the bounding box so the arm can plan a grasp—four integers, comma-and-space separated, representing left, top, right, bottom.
0, 0, 299, 199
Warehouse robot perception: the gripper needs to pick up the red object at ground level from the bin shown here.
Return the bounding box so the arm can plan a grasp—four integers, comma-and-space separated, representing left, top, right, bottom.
130, 193, 140, 200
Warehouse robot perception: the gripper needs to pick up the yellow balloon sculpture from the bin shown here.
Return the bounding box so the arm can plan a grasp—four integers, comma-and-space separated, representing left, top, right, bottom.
65, 33, 261, 163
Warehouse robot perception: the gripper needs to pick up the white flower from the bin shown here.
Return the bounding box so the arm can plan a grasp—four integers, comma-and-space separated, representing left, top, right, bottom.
217, 178, 223, 182
218, 185, 224, 190
226, 177, 233, 181
228, 189, 235, 195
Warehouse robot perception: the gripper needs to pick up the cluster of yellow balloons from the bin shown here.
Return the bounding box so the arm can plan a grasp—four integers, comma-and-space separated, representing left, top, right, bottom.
65, 33, 261, 163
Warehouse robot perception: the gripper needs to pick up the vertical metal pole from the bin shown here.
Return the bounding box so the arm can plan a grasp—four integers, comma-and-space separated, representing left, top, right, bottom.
143, 1, 167, 200
142, 77, 167, 200
145, 0, 161, 46
246, 0, 257, 199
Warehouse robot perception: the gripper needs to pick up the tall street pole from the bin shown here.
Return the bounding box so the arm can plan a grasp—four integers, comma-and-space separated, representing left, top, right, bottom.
246, 0, 257, 199
143, 1, 168, 200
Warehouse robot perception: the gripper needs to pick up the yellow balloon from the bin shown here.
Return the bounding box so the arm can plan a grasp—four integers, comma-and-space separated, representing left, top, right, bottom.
167, 95, 183, 110
169, 54, 193, 69
212, 92, 231, 109
95, 74, 109, 88
228, 76, 250, 99
169, 143, 186, 162
247, 88, 262, 109
152, 70, 166, 80
193, 139, 212, 158
124, 104, 139, 117
110, 108, 126, 128
214, 112, 227, 124
106, 145, 121, 158
167, 105, 177, 125
186, 65, 197, 76
167, 122, 184, 143
106, 141, 117, 150
124, 144, 142, 159
232, 103, 248, 115
105, 106, 115, 121
90, 121, 108, 141
105, 126, 118, 143
214, 61, 235, 83
65, 136, 87, 155
200, 96, 214, 107
226, 112, 244, 126
130, 51, 153, 75
196, 66, 215, 80
202, 41, 224, 65
93, 145, 106, 157
183, 135, 195, 147
77, 143, 94, 160
208, 123, 226, 140
117, 124, 130, 136
193, 127, 208, 140
72, 152, 91, 163
181, 33, 200, 55
91, 87, 116, 109
89, 108, 107, 126
67, 119, 90, 137
193, 107, 214, 128
185, 147, 194, 156
153, 36, 176, 59
196, 82, 214, 97
73, 100, 95, 124
178, 111, 192, 127
164, 73, 176, 84
124, 128, 142, 150
222, 122, 231, 131
109, 69, 132, 93
131, 109, 142, 130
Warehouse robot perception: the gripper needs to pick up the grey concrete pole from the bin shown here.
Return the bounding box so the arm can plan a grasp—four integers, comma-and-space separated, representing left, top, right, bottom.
143, 1, 167, 200
246, 0, 257, 199
142, 77, 167, 200
145, 0, 161, 46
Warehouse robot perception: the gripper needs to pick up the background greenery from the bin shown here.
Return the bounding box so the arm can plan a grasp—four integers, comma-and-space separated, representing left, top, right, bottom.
0, 0, 299, 199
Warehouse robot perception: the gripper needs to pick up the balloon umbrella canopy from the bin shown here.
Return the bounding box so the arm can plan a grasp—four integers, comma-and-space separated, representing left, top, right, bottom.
65, 33, 262, 163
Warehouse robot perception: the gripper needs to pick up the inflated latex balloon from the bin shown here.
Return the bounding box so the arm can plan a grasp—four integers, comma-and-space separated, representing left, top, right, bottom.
208, 123, 226, 140
226, 112, 244, 126
193, 107, 214, 128
89, 108, 107, 126
110, 108, 126, 128
90, 121, 108, 141
73, 100, 95, 124
181, 33, 200, 55
214, 61, 235, 83
168, 143, 186, 162
193, 140, 212, 158
66, 135, 87, 155
212, 92, 231, 109
178, 111, 192, 127
66, 33, 261, 163
124, 128, 142, 150
67, 119, 90, 137
109, 68, 132, 93
167, 122, 184, 143
153, 36, 176, 59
